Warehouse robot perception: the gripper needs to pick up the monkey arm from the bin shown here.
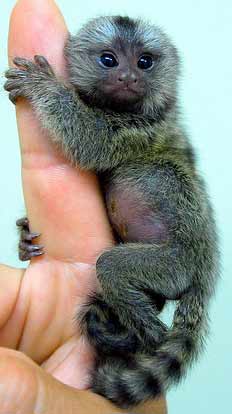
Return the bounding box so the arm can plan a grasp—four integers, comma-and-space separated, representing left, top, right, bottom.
4, 56, 153, 171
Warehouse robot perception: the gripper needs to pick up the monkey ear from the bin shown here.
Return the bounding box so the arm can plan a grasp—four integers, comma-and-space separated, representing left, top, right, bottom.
8, 0, 113, 262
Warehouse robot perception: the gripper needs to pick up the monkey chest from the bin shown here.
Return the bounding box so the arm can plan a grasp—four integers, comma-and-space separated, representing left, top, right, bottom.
103, 177, 169, 244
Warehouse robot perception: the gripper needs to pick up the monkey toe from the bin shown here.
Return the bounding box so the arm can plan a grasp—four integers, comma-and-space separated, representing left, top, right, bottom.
4, 70, 29, 103
18, 240, 44, 261
17, 216, 40, 240
18, 238, 44, 261
16, 217, 29, 227
16, 217, 44, 261
13, 57, 35, 71
19, 244, 44, 261
34, 55, 54, 75
8, 91, 18, 104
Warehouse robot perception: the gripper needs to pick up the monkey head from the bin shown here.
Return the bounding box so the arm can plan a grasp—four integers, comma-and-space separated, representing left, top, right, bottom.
65, 16, 180, 116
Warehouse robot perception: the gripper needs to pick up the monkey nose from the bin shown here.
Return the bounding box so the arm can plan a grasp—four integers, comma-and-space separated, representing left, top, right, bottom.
118, 72, 137, 85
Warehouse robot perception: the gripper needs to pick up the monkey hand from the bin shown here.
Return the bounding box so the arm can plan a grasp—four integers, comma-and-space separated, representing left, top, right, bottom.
4, 55, 55, 104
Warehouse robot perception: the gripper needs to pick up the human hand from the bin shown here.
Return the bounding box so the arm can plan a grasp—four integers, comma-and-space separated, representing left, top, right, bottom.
0, 0, 167, 413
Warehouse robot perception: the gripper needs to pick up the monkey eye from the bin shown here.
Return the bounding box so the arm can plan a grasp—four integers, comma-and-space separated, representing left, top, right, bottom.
100, 53, 118, 68
137, 54, 154, 70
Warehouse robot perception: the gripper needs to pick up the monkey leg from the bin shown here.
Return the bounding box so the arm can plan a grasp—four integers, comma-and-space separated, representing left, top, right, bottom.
95, 243, 192, 345
16, 217, 44, 261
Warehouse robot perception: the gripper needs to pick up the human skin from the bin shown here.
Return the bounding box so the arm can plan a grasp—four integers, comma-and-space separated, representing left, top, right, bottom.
0, 0, 167, 413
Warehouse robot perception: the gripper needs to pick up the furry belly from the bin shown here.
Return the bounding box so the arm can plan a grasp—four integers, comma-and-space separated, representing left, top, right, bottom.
105, 185, 169, 243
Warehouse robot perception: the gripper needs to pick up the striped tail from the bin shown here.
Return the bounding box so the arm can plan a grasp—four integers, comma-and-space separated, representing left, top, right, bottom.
91, 290, 209, 408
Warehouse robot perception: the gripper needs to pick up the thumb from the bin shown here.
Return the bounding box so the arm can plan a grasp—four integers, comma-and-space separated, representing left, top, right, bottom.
0, 348, 123, 414
0, 348, 167, 414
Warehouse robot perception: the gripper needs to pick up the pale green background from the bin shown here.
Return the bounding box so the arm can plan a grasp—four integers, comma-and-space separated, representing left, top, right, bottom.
0, 1, 231, 413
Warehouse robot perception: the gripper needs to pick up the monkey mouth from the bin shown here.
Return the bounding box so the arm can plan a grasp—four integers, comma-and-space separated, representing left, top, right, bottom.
112, 86, 143, 102
102, 82, 143, 101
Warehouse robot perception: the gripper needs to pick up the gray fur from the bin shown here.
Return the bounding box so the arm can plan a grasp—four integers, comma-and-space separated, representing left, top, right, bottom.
4, 16, 219, 408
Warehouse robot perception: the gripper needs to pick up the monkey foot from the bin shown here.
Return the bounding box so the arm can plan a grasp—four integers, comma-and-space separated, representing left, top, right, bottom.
16, 217, 44, 261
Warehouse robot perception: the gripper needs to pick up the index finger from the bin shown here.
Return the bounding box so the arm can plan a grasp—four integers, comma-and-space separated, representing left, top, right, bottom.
8, 0, 113, 263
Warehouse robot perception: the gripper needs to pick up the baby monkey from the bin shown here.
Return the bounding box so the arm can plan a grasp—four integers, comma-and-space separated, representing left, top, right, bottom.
5, 16, 219, 408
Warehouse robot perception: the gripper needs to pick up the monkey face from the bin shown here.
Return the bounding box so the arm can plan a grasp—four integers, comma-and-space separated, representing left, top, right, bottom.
94, 48, 159, 108
65, 16, 180, 115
